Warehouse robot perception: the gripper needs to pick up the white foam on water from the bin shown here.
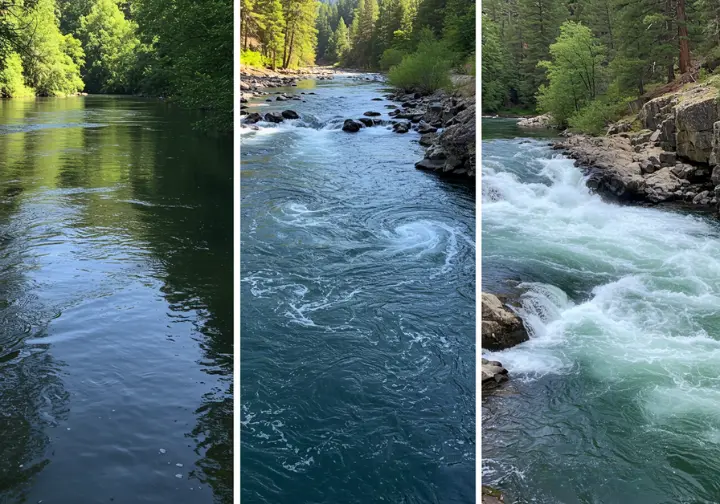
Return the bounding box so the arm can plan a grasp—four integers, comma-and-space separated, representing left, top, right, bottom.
380, 219, 474, 276
483, 139, 720, 425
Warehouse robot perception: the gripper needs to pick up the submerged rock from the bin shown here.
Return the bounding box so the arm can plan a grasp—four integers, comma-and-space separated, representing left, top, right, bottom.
363, 111, 382, 117
358, 117, 374, 127
481, 486, 505, 504
481, 292, 529, 351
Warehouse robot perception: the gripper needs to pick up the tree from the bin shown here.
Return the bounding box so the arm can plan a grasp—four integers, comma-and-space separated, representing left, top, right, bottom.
482, 15, 509, 111
537, 21, 606, 125
281, 0, 318, 68
78, 0, 139, 93
18, 0, 85, 96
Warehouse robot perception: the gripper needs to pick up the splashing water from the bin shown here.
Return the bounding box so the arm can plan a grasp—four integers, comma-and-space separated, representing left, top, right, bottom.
482, 120, 720, 503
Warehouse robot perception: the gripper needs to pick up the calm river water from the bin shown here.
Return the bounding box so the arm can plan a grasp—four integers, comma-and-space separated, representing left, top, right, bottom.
0, 96, 232, 503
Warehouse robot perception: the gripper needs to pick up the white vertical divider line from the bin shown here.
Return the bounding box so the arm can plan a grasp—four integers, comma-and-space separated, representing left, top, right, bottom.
234, 0, 241, 501
475, 6, 483, 502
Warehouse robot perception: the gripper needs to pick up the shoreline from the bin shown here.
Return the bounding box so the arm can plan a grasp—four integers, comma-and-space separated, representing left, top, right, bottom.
240, 68, 476, 183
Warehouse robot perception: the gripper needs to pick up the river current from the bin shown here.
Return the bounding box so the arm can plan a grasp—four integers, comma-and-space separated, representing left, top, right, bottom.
482, 119, 720, 503
240, 75, 476, 503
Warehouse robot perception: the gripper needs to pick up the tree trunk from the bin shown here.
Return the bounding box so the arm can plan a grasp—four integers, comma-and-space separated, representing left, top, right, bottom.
677, 0, 690, 74
667, 62, 675, 83
284, 30, 296, 69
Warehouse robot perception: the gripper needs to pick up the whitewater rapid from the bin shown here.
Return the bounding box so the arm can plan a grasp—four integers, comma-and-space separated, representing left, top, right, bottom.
482, 130, 720, 502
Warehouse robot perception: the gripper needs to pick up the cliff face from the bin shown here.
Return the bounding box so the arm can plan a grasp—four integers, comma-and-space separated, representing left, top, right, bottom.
556, 84, 720, 212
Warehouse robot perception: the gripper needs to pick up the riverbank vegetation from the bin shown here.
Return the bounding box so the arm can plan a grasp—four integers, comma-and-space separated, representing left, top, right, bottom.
482, 0, 720, 133
0, 0, 231, 132
241, 0, 475, 93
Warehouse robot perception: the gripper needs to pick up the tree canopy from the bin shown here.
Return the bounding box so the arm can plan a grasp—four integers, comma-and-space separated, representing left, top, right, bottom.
0, 0, 232, 133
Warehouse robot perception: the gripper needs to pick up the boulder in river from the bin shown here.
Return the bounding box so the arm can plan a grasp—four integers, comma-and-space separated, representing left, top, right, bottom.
358, 117, 374, 127
364, 111, 382, 117
392, 121, 410, 134
481, 292, 529, 351
264, 112, 284, 123
481, 358, 509, 391
244, 112, 263, 124
281, 110, 299, 119
342, 119, 363, 133
371, 97, 383, 101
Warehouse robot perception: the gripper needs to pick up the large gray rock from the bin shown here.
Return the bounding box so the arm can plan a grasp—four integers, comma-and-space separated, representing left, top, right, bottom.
517, 113, 553, 128
675, 94, 720, 163
711, 121, 720, 167
481, 358, 509, 391
640, 95, 677, 131
264, 112, 284, 123
481, 293, 529, 351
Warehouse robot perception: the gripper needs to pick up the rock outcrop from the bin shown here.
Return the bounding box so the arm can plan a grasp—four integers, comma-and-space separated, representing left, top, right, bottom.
558, 84, 720, 211
384, 89, 475, 179
481, 358, 509, 391
518, 112, 554, 129
481, 292, 529, 351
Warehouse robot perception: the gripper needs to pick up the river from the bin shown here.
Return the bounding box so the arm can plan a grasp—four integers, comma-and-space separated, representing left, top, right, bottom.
0, 97, 233, 503
482, 118, 720, 503
240, 74, 476, 503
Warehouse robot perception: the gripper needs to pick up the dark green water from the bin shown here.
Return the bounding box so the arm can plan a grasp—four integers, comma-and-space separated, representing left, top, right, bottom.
241, 75, 476, 503
0, 97, 233, 503
482, 118, 720, 503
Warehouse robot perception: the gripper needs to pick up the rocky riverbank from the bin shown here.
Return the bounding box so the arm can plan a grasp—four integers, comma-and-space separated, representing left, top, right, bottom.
240, 68, 476, 181
386, 88, 476, 180
337, 85, 476, 180
549, 83, 720, 212
480, 292, 529, 392
240, 65, 335, 103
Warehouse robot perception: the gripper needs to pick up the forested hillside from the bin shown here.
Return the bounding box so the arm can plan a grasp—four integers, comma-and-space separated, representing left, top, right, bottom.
241, 0, 474, 91
482, 0, 720, 132
0, 0, 232, 132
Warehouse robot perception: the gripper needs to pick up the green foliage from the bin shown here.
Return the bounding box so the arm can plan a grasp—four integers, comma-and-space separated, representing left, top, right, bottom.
78, 0, 139, 93
241, 50, 266, 68
0, 53, 34, 98
536, 22, 606, 126
379, 48, 405, 70
388, 38, 455, 93
442, 0, 475, 55
481, 15, 508, 112
133, 0, 233, 132
567, 99, 616, 135
19, 0, 85, 96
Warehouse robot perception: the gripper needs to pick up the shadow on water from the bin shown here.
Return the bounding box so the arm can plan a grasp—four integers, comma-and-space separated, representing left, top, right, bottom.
0, 96, 232, 503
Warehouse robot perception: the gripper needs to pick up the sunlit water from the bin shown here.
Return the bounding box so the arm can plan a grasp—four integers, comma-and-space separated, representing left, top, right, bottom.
241, 75, 476, 503
482, 119, 720, 503
0, 97, 232, 503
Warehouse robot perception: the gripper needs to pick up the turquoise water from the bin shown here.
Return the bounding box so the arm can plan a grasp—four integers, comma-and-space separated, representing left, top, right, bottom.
482, 119, 720, 503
